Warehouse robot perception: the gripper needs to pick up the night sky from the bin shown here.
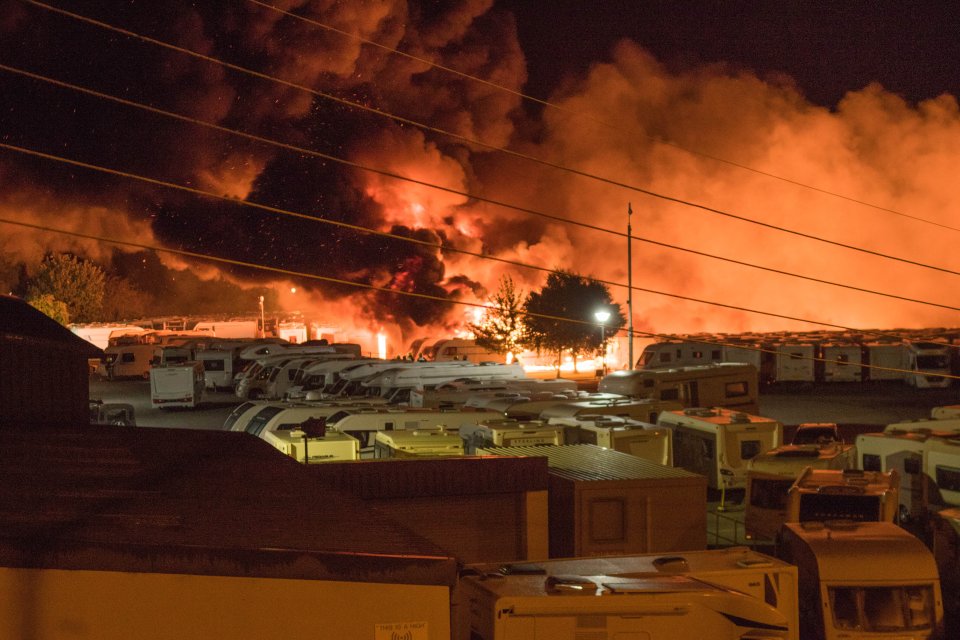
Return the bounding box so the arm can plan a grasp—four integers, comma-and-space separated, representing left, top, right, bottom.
2, 0, 959, 348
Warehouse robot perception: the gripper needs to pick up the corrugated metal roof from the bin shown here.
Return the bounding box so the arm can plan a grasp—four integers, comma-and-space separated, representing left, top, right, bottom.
0, 295, 102, 356
0, 424, 455, 585
478, 444, 704, 482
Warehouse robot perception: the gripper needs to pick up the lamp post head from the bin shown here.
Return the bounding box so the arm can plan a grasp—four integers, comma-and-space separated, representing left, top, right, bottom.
594, 309, 611, 324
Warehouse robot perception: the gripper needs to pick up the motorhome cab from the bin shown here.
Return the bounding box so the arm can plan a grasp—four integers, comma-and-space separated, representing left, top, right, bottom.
373, 428, 464, 458
904, 340, 952, 388
456, 547, 798, 640
656, 407, 783, 490
744, 442, 857, 541
149, 361, 205, 409
777, 520, 943, 640
548, 414, 673, 465
598, 362, 759, 413
459, 418, 569, 454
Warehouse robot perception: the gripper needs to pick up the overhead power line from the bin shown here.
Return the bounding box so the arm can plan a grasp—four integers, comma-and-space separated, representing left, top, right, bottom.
245, 0, 960, 236
0, 139, 950, 350
2, 214, 955, 381
3, 62, 960, 317
22, 0, 960, 276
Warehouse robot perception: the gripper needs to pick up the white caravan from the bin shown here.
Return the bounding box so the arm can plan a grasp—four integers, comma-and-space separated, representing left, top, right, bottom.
864, 341, 907, 381
904, 340, 952, 388
324, 407, 502, 448
536, 396, 679, 424
857, 431, 935, 521
772, 342, 817, 383
820, 342, 864, 382
459, 418, 569, 454
456, 547, 798, 640
149, 361, 205, 409
260, 424, 360, 464
924, 436, 960, 508
373, 428, 465, 458
409, 377, 578, 408
657, 407, 783, 490
98, 343, 158, 379
285, 357, 379, 400
777, 520, 943, 640
195, 348, 242, 391
932, 405, 960, 420
549, 414, 673, 465
361, 361, 526, 398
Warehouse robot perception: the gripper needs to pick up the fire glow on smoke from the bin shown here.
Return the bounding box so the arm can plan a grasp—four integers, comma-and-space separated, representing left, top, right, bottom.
1, 0, 959, 356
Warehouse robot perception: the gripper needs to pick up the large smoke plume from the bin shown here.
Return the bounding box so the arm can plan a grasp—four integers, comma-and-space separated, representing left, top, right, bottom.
1, 0, 959, 354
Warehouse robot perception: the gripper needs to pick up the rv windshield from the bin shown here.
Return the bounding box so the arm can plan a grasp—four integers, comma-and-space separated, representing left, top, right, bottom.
829, 585, 935, 632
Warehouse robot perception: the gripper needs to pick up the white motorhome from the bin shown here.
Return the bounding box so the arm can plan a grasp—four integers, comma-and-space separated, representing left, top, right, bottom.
409, 377, 578, 408
423, 338, 507, 363
904, 340, 953, 388
190, 319, 259, 339
196, 348, 242, 391
778, 520, 943, 640
247, 355, 349, 401
599, 362, 759, 413
857, 431, 935, 521
284, 357, 379, 400
636, 339, 725, 370
744, 442, 857, 541
657, 407, 783, 490
456, 547, 798, 640
70, 323, 147, 350
549, 414, 673, 465
149, 361, 205, 409
924, 436, 960, 508
362, 361, 526, 398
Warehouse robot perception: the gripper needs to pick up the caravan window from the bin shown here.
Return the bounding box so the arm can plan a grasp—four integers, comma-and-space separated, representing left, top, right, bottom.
935, 465, 960, 492
711, 349, 722, 360
204, 359, 225, 372
659, 352, 671, 364
244, 406, 286, 437
660, 388, 680, 401
724, 381, 749, 398
862, 453, 881, 471
740, 440, 762, 460
903, 457, 921, 475
121, 352, 135, 363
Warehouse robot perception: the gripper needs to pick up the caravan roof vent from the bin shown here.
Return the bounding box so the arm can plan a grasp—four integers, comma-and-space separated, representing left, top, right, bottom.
728, 412, 751, 423
652, 556, 690, 573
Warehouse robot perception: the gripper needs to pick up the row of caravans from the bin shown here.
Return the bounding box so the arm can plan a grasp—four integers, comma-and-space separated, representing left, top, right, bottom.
638, 338, 954, 388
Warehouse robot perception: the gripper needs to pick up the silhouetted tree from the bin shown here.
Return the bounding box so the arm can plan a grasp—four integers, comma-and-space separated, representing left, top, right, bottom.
468, 275, 528, 358
27, 253, 105, 323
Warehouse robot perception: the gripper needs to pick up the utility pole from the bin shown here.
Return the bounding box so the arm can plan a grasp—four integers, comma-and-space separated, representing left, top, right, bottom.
627, 203, 634, 370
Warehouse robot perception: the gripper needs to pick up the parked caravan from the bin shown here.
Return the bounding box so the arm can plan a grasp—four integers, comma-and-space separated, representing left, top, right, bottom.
470, 391, 623, 420
190, 319, 259, 339
538, 396, 682, 424
149, 361, 205, 409
598, 362, 759, 413
456, 547, 798, 640
98, 343, 158, 379
884, 417, 960, 435
373, 428, 465, 458
362, 361, 526, 398
424, 338, 507, 363
932, 405, 960, 420
549, 414, 672, 465
252, 355, 347, 401
657, 407, 783, 490
857, 431, 934, 521
777, 520, 943, 640
409, 377, 578, 408
261, 424, 360, 464
196, 348, 241, 390
864, 341, 908, 381
285, 357, 378, 400
70, 323, 147, 350
904, 340, 953, 388
785, 468, 899, 525
636, 339, 725, 369
460, 418, 569, 454
930, 507, 960, 630
772, 342, 817, 383
744, 442, 857, 541
820, 342, 864, 382
325, 407, 503, 447
924, 436, 960, 508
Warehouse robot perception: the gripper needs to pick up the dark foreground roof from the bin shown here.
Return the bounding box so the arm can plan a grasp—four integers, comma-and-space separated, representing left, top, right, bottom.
0, 294, 102, 356
0, 424, 455, 586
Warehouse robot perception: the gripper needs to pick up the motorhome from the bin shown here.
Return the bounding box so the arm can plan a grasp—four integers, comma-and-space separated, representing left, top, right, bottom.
785, 468, 899, 525
923, 436, 960, 508
598, 362, 759, 413
468, 390, 620, 420
195, 348, 242, 391
373, 428, 465, 458
656, 407, 783, 490
460, 418, 569, 454
772, 342, 817, 383
538, 396, 682, 424
744, 442, 857, 541
284, 357, 378, 400
408, 377, 578, 408
904, 340, 952, 388
190, 319, 259, 339
149, 361, 205, 409
456, 547, 798, 640
777, 520, 943, 640
361, 361, 526, 398
243, 355, 348, 401
548, 414, 672, 465
325, 407, 503, 448
636, 339, 725, 369
857, 431, 936, 521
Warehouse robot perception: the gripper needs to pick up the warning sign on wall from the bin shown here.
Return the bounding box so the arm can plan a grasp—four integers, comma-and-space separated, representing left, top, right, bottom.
374, 621, 429, 640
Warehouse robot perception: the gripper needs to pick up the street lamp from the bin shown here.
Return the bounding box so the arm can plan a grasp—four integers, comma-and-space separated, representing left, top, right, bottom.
595, 309, 610, 376
258, 295, 265, 338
